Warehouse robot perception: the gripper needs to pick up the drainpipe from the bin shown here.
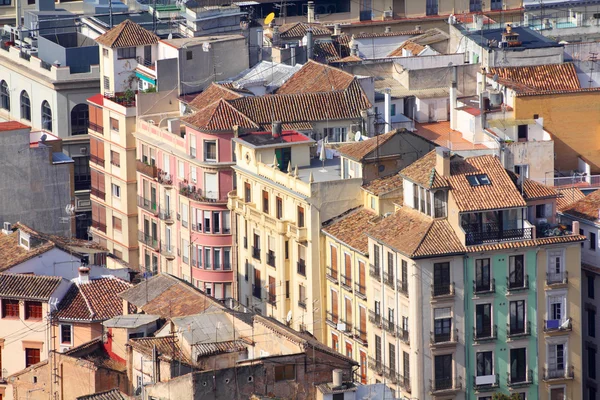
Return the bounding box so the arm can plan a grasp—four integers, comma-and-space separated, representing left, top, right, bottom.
384, 88, 392, 133
414, 261, 424, 399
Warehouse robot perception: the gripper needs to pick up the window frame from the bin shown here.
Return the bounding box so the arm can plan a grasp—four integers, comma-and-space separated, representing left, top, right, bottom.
20, 90, 31, 121
25, 301, 42, 320
2, 299, 19, 318
60, 323, 73, 345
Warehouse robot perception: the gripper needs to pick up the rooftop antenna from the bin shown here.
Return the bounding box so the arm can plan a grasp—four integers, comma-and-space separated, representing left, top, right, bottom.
109, 0, 113, 29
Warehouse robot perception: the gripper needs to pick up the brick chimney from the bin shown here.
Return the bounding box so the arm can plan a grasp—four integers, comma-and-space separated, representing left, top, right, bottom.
435, 147, 451, 177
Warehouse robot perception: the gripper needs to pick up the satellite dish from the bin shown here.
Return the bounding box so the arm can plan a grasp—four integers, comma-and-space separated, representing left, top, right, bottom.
354, 131, 362, 141
264, 12, 275, 25
40, 133, 47, 143
286, 310, 292, 323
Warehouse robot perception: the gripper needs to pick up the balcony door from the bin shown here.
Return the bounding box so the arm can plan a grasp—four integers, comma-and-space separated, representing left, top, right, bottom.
434, 262, 450, 296
475, 304, 492, 337
426, 0, 438, 15
509, 255, 525, 288
360, 0, 372, 21
434, 307, 452, 342
475, 258, 491, 291
548, 343, 565, 377
434, 354, 452, 390
510, 348, 527, 383
476, 351, 493, 377
509, 300, 525, 334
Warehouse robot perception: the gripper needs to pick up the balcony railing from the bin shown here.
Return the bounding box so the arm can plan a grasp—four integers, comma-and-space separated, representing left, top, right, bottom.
397, 279, 408, 296
355, 282, 367, 299
507, 369, 533, 387
368, 309, 381, 326
90, 187, 105, 200
431, 282, 455, 298
268, 293, 276, 306
506, 274, 529, 292
252, 284, 262, 299
326, 310, 338, 325
544, 318, 572, 332
136, 160, 158, 179
369, 264, 381, 281
91, 220, 106, 233
430, 328, 458, 346
298, 300, 306, 309
473, 374, 499, 391
252, 246, 261, 260
138, 230, 159, 250
179, 182, 222, 203
137, 196, 158, 214
398, 326, 410, 344
297, 260, 306, 276
546, 271, 568, 286
464, 224, 533, 246
383, 271, 395, 289
339, 319, 353, 335
430, 377, 461, 393
474, 278, 495, 295
543, 365, 574, 381
266, 251, 275, 267
368, 356, 383, 375
326, 266, 338, 283
401, 375, 411, 393
136, 56, 155, 69
160, 242, 175, 259
104, 92, 136, 107
158, 207, 173, 222
90, 154, 105, 167
340, 274, 352, 291
354, 327, 367, 344
473, 324, 497, 341
507, 320, 531, 338
88, 122, 103, 134
157, 170, 173, 186
382, 317, 396, 335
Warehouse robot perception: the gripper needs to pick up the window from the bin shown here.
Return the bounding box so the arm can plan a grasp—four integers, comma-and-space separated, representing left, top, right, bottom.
213, 211, 220, 233
276, 197, 283, 219
112, 216, 122, 232
178, 161, 184, 179
41, 100, 52, 132
262, 191, 269, 213
204, 211, 211, 233
548, 250, 563, 283
510, 348, 527, 383
589, 309, 596, 338
110, 117, 119, 132
476, 351, 493, 377
103, 76, 110, 90
433, 262, 450, 296
548, 343, 565, 375
375, 335, 382, 363
475, 258, 491, 292
223, 211, 230, 234
71, 104, 89, 136
466, 174, 491, 186
389, 343, 396, 373
186, 50, 193, 60
509, 300, 526, 334
425, 0, 438, 15
509, 255, 525, 289
590, 275, 595, 299
548, 295, 565, 326
390, 103, 396, 116
2, 299, 19, 318
370, 196, 376, 210
204, 140, 217, 162
592, 232, 597, 251
204, 248, 211, 269
117, 47, 136, 59
475, 304, 492, 338
297, 206, 305, 228
103, 48, 109, 57
434, 307, 452, 343
25, 302, 42, 320
470, 0, 482, 12
517, 124, 528, 141
244, 182, 251, 202
20, 91, 30, 121
60, 324, 72, 344
111, 184, 121, 198
25, 348, 40, 368
299, 284, 306, 307
434, 354, 452, 390
274, 364, 295, 381
110, 150, 120, 167
590, 348, 597, 379
0, 81, 10, 110
434, 190, 446, 218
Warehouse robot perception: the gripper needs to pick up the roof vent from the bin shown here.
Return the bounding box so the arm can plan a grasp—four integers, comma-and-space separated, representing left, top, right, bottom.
385, 26, 391, 33
272, 121, 282, 138
2, 222, 11, 235
78, 266, 90, 284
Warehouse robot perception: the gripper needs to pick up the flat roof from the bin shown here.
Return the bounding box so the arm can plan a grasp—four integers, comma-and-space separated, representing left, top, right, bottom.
298, 157, 342, 183
161, 34, 245, 48
103, 314, 160, 328
465, 26, 561, 50
236, 130, 311, 147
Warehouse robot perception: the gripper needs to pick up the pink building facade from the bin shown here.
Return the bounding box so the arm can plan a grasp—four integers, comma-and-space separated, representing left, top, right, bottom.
135, 117, 234, 299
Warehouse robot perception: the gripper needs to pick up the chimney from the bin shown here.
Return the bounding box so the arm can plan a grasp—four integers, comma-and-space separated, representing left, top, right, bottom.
385, 26, 391, 33
306, 27, 314, 60
435, 147, 451, 177
350, 43, 359, 57
573, 221, 580, 235
232, 125, 240, 138
384, 88, 392, 133
78, 266, 90, 284
272, 25, 281, 47
450, 65, 458, 130
333, 23, 341, 36
307, 1, 315, 23
272, 121, 282, 138
332, 369, 343, 388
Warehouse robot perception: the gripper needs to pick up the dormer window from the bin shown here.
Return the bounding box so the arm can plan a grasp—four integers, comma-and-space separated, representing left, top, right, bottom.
434, 191, 447, 218
467, 174, 491, 186
19, 231, 30, 250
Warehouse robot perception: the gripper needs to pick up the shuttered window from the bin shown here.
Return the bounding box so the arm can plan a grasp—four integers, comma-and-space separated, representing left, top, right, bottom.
345, 297, 352, 325
331, 289, 338, 323
331, 245, 338, 275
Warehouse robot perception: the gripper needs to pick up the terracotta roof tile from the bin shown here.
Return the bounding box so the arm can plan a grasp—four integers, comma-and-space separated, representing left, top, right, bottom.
488, 63, 581, 95
506, 170, 559, 200
194, 340, 248, 357
0, 121, 29, 131
277, 60, 355, 94
333, 55, 362, 63
338, 131, 397, 161
95, 20, 159, 49
562, 189, 600, 222
56, 277, 133, 322
448, 155, 527, 212
129, 336, 193, 365
322, 207, 379, 254
467, 234, 586, 252
368, 207, 465, 258
314, 41, 341, 63
0, 273, 63, 301
354, 30, 424, 39
557, 188, 586, 212
182, 99, 259, 132
362, 173, 404, 196
388, 40, 426, 57
278, 22, 332, 39
76, 389, 126, 400
399, 150, 449, 189
188, 82, 247, 110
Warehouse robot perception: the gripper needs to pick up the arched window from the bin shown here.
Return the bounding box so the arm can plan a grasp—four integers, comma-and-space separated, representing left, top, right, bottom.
41, 100, 52, 132
71, 103, 89, 136
0, 81, 9, 111
20, 91, 30, 121
434, 190, 447, 218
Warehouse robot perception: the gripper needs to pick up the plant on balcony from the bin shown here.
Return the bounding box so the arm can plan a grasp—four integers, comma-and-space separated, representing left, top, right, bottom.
123, 89, 135, 102
143, 86, 157, 93
492, 393, 522, 400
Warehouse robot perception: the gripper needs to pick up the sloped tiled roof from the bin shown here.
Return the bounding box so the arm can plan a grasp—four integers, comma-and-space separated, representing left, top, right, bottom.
0, 273, 63, 301
314, 41, 342, 63
467, 234, 586, 252
388, 40, 426, 57
182, 99, 259, 132
488, 63, 581, 95
194, 340, 248, 357
129, 335, 193, 364
76, 389, 126, 400
55, 277, 133, 322
506, 170, 559, 201
322, 207, 379, 255
400, 150, 449, 189
188, 82, 247, 110
362, 173, 404, 196
557, 187, 586, 212
338, 131, 397, 162
334, 55, 362, 63
354, 30, 424, 39
278, 22, 332, 39
95, 20, 159, 49
448, 155, 527, 212
0, 121, 29, 131
562, 189, 600, 222
277, 60, 355, 94
368, 208, 465, 258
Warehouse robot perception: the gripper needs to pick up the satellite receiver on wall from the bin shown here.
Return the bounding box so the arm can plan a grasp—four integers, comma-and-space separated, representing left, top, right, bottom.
286, 310, 292, 326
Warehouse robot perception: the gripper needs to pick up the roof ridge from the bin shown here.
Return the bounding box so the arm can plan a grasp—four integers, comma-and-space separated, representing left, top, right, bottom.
76, 282, 97, 320
411, 216, 436, 257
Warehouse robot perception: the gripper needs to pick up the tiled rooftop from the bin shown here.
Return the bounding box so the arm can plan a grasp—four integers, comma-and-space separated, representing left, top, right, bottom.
556, 188, 586, 212
354, 30, 424, 39
361, 173, 404, 196
95, 20, 159, 49
188, 82, 247, 110
76, 389, 126, 400
337, 130, 397, 162
467, 234, 586, 252
561, 189, 600, 222
506, 170, 559, 201
0, 121, 29, 132
388, 40, 426, 57
182, 99, 259, 132
194, 340, 248, 357
277, 22, 332, 39
488, 63, 581, 95
400, 150, 449, 189
129, 336, 193, 364
322, 207, 379, 255
276, 60, 355, 95
0, 273, 63, 301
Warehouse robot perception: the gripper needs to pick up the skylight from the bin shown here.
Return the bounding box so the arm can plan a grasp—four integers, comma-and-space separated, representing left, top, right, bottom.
467, 174, 491, 186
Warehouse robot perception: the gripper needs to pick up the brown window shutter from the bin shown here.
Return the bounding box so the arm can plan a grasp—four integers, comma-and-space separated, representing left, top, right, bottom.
345, 253, 351, 281
360, 306, 366, 331
345, 297, 352, 325
359, 261, 365, 286
331, 290, 338, 322
331, 246, 338, 274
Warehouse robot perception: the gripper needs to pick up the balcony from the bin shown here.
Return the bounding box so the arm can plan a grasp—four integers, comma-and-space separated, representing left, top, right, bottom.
252, 246, 261, 261
298, 300, 306, 309
91, 220, 106, 233
430, 328, 458, 347
138, 231, 159, 250
268, 293, 276, 306
397, 326, 410, 344
506, 274, 529, 293
474, 279, 495, 295
355, 282, 367, 300
382, 317, 396, 336
339, 319, 353, 336
326, 266, 338, 283
90, 154, 105, 167
383, 271, 395, 289
430, 377, 462, 394
384, 368, 399, 384
104, 92, 136, 108
546, 271, 568, 287
368, 356, 383, 375
266, 251, 275, 267
431, 282, 455, 299
252, 284, 262, 299
473, 374, 499, 391
543, 365, 574, 382
544, 318, 572, 333
369, 264, 381, 281
400, 375, 411, 393
473, 324, 497, 342
136, 160, 158, 179
507, 320, 531, 339
368, 309, 381, 326
397, 279, 408, 297
179, 182, 223, 203
160, 242, 175, 259
157, 170, 173, 187
88, 122, 103, 134
287, 224, 307, 242
507, 369, 533, 387
137, 196, 158, 215
340, 275, 352, 291
158, 207, 174, 223
354, 327, 367, 345
326, 311, 338, 327
297, 260, 306, 276
91, 187, 105, 201
464, 222, 533, 246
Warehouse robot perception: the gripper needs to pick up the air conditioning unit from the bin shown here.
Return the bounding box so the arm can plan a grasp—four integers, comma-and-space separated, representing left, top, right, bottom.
383, 10, 392, 18
3, 222, 11, 232
61, 346, 71, 353
80, 147, 88, 154
337, 322, 346, 331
